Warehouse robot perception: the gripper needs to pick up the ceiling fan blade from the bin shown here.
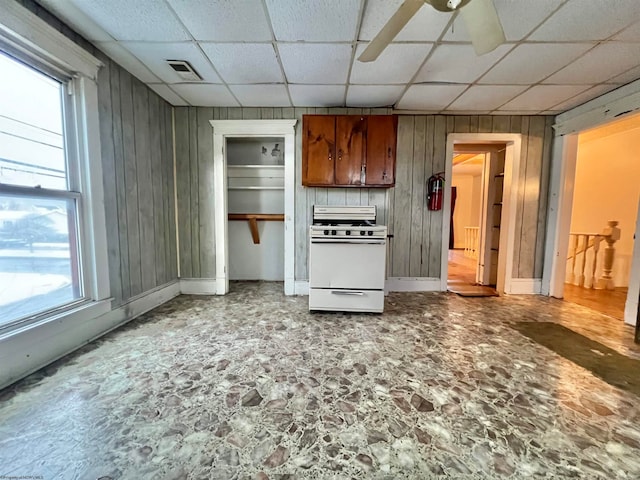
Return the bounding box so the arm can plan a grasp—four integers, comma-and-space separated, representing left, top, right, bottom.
460, 0, 506, 55
358, 0, 425, 62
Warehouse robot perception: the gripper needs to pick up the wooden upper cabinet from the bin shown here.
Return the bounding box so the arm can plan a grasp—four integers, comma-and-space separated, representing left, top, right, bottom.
302, 115, 336, 186
335, 116, 366, 185
365, 115, 397, 186
302, 114, 397, 187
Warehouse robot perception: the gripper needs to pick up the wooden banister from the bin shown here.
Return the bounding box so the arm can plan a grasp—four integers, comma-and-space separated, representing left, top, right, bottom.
228, 213, 284, 244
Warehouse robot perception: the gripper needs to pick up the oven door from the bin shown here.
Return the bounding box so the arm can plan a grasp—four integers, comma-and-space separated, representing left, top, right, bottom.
309, 238, 386, 290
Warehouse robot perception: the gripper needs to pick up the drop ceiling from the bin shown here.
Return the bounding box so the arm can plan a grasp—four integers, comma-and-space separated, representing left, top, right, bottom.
37, 0, 640, 114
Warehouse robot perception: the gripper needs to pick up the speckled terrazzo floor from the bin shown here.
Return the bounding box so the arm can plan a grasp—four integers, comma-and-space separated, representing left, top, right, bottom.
1, 282, 640, 480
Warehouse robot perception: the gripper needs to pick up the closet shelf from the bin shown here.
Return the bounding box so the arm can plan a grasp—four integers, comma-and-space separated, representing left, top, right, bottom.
228, 213, 284, 244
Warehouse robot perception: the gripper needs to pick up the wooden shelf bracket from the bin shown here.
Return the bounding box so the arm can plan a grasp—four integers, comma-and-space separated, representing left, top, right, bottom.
227, 213, 285, 244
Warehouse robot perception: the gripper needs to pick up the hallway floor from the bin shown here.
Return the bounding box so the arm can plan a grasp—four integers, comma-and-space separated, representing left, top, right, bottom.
1, 283, 640, 479
563, 283, 628, 321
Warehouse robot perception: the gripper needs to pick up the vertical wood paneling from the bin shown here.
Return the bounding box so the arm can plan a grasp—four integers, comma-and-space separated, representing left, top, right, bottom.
294, 107, 309, 280
534, 116, 554, 278
198, 107, 215, 277
175, 107, 192, 278
429, 116, 447, 277
148, 92, 166, 286
410, 116, 426, 277
108, 59, 130, 302
392, 116, 414, 276
132, 80, 156, 292
512, 117, 531, 277
166, 105, 178, 281
119, 69, 143, 296
421, 116, 435, 277
97, 59, 122, 305
188, 108, 200, 278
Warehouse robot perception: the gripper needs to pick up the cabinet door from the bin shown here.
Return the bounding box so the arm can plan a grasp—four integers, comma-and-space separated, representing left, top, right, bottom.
303, 115, 336, 186
365, 115, 397, 186
335, 115, 367, 186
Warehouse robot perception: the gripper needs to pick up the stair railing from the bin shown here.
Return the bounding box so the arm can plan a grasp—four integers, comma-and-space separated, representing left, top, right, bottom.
566, 220, 620, 289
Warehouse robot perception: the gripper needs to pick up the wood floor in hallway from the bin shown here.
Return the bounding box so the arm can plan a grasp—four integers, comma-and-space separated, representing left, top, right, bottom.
563, 283, 628, 320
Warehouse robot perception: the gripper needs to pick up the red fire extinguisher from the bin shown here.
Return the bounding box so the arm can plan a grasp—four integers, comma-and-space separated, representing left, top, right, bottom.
427, 173, 445, 211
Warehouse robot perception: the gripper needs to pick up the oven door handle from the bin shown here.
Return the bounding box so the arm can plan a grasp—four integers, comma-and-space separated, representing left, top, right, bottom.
331, 290, 365, 296
310, 239, 386, 245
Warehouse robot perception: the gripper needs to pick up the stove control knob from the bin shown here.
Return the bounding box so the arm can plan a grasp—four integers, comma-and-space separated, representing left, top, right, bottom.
368, 230, 373, 236
324, 230, 329, 235
331, 230, 337, 236
360, 230, 365, 236
346, 230, 351, 235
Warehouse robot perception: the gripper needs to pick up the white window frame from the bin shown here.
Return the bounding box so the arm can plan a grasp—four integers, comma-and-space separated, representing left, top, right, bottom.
0, 2, 110, 331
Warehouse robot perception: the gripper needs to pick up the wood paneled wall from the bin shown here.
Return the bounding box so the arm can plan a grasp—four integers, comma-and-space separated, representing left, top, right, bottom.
20, 0, 179, 306
174, 108, 553, 282
97, 57, 177, 306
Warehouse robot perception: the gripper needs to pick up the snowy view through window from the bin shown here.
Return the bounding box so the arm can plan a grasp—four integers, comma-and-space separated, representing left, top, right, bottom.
0, 52, 80, 325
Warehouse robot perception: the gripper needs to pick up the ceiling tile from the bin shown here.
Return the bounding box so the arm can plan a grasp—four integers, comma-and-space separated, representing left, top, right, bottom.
200, 44, 282, 84
415, 44, 512, 84
479, 43, 593, 84
96, 42, 160, 83
612, 20, 640, 41
122, 42, 222, 84
548, 84, 618, 112
289, 85, 345, 107
544, 42, 640, 85
229, 85, 291, 107
396, 85, 467, 111
443, 0, 564, 42
171, 84, 239, 107
168, 0, 272, 41
69, 0, 189, 41
529, 0, 640, 41
346, 86, 404, 108
607, 65, 640, 85
498, 85, 591, 111
39, 0, 113, 41
448, 85, 527, 111
359, 0, 451, 41
278, 44, 352, 84
351, 44, 432, 84
266, 0, 360, 41
147, 84, 189, 106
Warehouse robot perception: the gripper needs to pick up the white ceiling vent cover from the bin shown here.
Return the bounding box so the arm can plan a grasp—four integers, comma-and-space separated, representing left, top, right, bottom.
167, 60, 202, 81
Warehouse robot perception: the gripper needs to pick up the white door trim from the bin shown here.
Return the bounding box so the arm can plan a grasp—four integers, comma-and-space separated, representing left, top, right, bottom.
442, 133, 523, 294
210, 120, 297, 295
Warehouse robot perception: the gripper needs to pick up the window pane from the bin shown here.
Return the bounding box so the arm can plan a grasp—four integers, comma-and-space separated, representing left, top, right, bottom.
0, 52, 67, 190
0, 195, 81, 326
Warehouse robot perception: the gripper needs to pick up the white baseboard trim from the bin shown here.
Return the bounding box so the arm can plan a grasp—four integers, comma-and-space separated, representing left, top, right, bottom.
0, 280, 180, 390
180, 278, 217, 295
508, 278, 542, 294
294, 281, 309, 296
385, 277, 443, 292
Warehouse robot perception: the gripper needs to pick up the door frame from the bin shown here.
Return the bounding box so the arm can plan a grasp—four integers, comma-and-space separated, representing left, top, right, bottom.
441, 133, 523, 294
543, 127, 640, 326
210, 119, 297, 295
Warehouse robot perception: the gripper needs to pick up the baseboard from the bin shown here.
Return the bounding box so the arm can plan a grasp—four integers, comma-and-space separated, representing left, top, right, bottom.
385, 277, 443, 292
180, 278, 217, 295
508, 278, 542, 294
294, 281, 309, 296
0, 280, 180, 390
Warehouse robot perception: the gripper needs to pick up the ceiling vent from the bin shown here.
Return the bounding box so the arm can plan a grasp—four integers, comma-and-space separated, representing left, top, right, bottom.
166, 60, 202, 81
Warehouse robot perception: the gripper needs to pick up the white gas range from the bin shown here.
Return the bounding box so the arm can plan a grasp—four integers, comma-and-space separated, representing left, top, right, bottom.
308, 206, 387, 313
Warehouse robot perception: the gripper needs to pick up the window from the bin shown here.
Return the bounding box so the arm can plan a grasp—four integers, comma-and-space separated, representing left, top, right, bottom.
0, 52, 83, 327
0, 1, 109, 333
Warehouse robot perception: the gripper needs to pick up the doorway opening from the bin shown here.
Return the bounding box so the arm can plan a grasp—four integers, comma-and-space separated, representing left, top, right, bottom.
442, 134, 522, 295
210, 120, 297, 296
559, 114, 640, 321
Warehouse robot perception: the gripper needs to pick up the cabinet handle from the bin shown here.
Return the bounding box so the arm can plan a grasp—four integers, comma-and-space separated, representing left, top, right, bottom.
338, 149, 343, 161
388, 147, 392, 158
328, 150, 332, 162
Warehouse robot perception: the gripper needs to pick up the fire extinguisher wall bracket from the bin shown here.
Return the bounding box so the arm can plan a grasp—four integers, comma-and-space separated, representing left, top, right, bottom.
427, 173, 445, 211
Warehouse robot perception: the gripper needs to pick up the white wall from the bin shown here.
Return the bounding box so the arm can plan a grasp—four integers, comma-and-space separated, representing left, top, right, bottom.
451, 173, 482, 249
570, 122, 640, 286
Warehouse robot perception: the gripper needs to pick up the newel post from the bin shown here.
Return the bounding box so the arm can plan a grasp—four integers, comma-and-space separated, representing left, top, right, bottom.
596, 220, 620, 290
